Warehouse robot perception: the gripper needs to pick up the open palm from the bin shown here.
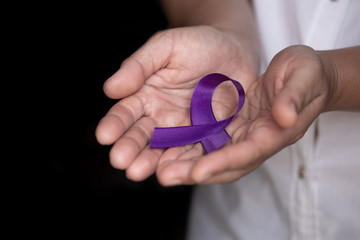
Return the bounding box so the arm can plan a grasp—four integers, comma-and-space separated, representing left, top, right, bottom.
96, 25, 259, 181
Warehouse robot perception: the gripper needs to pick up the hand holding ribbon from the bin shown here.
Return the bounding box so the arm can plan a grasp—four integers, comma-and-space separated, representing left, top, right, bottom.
95, 26, 259, 184
150, 73, 245, 153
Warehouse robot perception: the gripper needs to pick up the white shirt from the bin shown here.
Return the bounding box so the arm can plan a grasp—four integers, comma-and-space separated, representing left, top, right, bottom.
186, 1, 360, 239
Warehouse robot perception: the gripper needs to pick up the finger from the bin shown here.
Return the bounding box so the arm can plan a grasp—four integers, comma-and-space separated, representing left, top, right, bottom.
156, 141, 261, 186
155, 144, 202, 186
190, 141, 262, 183
271, 67, 321, 128
158, 143, 204, 166
199, 169, 245, 184
190, 122, 287, 184
272, 93, 298, 128
109, 117, 156, 170
126, 146, 164, 182
103, 31, 173, 99
158, 146, 191, 166
95, 95, 144, 145
261, 66, 298, 128
176, 143, 204, 159
156, 158, 199, 186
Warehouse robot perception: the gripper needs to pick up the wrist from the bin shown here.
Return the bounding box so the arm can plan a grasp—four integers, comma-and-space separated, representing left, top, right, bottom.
317, 46, 360, 111
317, 50, 340, 112
219, 26, 261, 69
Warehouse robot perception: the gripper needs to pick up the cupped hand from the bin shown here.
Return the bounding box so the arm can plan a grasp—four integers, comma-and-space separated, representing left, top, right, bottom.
156, 45, 332, 186
95, 25, 259, 182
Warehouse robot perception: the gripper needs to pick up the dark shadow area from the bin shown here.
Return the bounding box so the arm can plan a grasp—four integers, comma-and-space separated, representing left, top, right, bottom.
5, 1, 192, 239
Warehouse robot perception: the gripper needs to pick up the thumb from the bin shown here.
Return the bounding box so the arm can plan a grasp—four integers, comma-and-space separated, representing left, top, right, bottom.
103, 31, 172, 99
271, 69, 315, 128
272, 89, 298, 128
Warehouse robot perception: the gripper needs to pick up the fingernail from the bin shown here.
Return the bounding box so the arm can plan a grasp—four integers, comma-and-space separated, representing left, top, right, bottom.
167, 179, 183, 186
290, 102, 297, 113
198, 174, 213, 183
275, 78, 284, 93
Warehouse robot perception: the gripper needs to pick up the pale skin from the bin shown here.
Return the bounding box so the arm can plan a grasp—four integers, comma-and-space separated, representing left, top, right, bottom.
95, 0, 360, 186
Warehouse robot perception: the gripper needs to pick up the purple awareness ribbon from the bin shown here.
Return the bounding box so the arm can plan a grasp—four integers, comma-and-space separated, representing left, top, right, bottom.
150, 73, 245, 153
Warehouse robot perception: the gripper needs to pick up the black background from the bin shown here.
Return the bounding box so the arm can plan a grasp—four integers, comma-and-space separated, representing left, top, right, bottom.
5, 1, 192, 239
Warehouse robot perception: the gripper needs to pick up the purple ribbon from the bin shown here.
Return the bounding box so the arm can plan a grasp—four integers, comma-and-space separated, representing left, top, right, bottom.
150, 73, 245, 153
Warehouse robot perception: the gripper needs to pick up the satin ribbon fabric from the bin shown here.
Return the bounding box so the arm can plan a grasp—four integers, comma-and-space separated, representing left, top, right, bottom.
150, 73, 245, 153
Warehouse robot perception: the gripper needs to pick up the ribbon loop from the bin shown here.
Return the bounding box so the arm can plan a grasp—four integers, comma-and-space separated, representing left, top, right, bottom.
150, 73, 245, 153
